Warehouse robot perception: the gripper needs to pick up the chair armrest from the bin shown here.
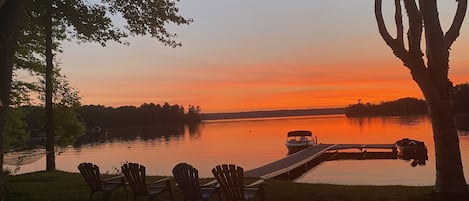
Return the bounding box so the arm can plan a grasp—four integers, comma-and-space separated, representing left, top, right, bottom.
103, 175, 125, 182
245, 179, 264, 188
148, 177, 170, 185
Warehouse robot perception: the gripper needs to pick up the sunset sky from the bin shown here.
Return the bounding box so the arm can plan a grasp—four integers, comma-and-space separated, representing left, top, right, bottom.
57, 0, 469, 113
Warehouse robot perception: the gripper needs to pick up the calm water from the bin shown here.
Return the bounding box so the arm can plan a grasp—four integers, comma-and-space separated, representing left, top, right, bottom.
5, 114, 469, 186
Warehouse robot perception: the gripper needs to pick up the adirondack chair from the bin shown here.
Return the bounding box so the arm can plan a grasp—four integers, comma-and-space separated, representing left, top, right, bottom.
121, 163, 173, 201
212, 164, 264, 201
78, 162, 127, 201
172, 163, 220, 201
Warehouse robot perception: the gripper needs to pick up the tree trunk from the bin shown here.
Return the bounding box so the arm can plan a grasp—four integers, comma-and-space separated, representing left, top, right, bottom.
427, 95, 467, 194
375, 0, 468, 195
45, 2, 55, 171
0, 0, 27, 199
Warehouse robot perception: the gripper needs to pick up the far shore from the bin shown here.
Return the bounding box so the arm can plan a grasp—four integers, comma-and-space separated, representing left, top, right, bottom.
201, 108, 346, 120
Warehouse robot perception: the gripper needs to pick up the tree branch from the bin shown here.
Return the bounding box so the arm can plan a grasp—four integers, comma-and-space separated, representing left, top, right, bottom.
444, 0, 467, 49
404, 0, 424, 62
420, 0, 447, 60
375, 0, 408, 63
375, 0, 395, 47
395, 0, 404, 47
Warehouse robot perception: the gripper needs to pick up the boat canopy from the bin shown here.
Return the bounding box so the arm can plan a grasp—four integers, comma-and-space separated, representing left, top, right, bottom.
287, 130, 312, 137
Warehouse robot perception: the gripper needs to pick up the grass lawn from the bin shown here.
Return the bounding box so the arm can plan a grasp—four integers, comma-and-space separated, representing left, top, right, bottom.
4, 170, 467, 201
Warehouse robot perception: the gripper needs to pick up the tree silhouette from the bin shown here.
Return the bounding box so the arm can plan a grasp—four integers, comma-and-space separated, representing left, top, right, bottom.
1, 1, 191, 196
0, 1, 28, 199
375, 0, 467, 194
21, 0, 192, 172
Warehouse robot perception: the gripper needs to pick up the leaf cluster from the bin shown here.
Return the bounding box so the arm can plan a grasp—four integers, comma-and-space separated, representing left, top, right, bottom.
4, 107, 29, 150
24, 0, 192, 47
103, 0, 193, 47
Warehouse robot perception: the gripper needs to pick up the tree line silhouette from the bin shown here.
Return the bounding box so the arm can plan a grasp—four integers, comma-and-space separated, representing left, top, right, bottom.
346, 83, 469, 117
345, 97, 427, 117
20, 102, 201, 137
77, 103, 201, 129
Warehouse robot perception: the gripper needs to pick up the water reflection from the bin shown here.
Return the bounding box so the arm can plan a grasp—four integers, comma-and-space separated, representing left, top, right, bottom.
75, 123, 201, 146
4, 115, 469, 185
187, 123, 202, 140
347, 115, 427, 129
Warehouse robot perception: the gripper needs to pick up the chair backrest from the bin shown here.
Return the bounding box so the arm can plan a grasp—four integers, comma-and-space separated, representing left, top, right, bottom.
173, 163, 202, 200
212, 164, 244, 200
78, 162, 103, 192
122, 163, 148, 195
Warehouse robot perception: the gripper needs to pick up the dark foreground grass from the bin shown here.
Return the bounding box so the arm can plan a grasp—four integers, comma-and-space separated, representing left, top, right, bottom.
4, 171, 467, 201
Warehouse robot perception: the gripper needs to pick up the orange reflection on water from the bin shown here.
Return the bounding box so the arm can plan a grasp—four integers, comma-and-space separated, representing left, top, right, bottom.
11, 114, 469, 186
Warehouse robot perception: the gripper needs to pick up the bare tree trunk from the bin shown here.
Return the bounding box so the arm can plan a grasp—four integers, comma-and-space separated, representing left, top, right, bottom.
375, 0, 468, 195
427, 95, 467, 193
45, 1, 55, 171
0, 0, 27, 199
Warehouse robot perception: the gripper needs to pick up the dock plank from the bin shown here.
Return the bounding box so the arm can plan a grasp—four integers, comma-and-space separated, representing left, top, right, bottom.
328, 144, 395, 150
245, 143, 397, 179
245, 144, 335, 179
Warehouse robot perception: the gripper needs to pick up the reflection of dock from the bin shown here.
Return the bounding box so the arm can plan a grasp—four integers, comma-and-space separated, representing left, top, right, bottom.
245, 143, 397, 180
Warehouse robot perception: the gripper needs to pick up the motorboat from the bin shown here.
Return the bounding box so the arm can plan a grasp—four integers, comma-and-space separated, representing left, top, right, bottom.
395, 138, 428, 161
285, 130, 317, 154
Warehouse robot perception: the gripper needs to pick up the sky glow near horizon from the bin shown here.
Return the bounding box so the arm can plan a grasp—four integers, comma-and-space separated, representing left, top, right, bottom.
57, 0, 469, 113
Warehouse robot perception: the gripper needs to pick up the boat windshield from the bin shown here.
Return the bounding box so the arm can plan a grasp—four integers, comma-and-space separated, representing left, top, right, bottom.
287, 130, 312, 137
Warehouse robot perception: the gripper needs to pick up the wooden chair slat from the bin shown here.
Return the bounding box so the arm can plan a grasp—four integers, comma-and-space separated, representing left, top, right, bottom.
78, 162, 126, 201
212, 164, 264, 201
122, 162, 173, 201
173, 163, 218, 201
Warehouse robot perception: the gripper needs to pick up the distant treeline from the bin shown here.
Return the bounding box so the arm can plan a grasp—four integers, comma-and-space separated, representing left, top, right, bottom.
346, 83, 469, 117
202, 108, 345, 120
78, 103, 201, 129
345, 98, 427, 117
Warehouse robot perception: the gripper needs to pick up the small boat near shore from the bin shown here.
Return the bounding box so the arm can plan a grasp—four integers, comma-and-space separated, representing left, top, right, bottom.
395, 138, 428, 162
285, 130, 317, 154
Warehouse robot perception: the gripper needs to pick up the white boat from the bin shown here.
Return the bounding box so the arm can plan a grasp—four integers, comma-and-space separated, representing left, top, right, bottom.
285, 130, 317, 154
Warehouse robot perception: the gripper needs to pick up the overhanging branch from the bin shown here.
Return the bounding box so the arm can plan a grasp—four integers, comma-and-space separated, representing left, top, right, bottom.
395, 0, 404, 47
404, 0, 423, 59
375, 0, 408, 64
375, 0, 395, 47
444, 0, 467, 49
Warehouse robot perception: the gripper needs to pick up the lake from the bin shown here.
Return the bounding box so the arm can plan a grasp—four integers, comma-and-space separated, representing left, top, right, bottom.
5, 114, 469, 186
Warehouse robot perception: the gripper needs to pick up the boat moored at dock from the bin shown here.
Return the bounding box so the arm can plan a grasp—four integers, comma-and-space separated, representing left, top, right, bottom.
285, 130, 317, 154
395, 138, 428, 163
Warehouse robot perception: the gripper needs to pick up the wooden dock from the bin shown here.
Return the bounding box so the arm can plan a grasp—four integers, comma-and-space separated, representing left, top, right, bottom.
244, 143, 396, 179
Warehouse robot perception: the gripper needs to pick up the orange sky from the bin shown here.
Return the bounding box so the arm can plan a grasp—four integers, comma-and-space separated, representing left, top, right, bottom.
56, 1, 469, 113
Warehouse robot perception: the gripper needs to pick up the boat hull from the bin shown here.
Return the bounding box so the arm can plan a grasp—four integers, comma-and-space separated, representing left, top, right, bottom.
286, 141, 314, 154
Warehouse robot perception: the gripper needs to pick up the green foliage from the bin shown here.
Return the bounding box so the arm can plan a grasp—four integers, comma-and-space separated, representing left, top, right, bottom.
53, 105, 85, 146
9, 81, 37, 106
20, 105, 85, 147
4, 107, 29, 150
103, 0, 193, 47
23, 0, 192, 48
36, 69, 82, 108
